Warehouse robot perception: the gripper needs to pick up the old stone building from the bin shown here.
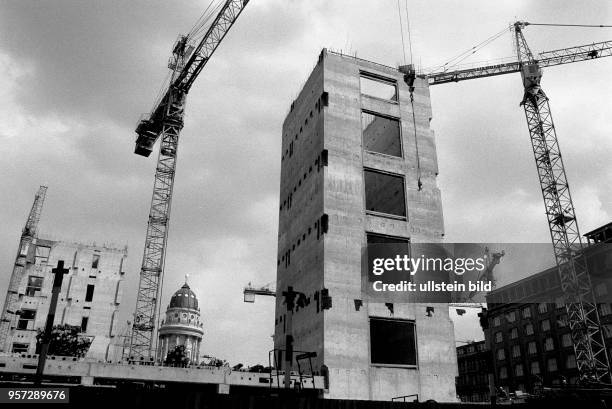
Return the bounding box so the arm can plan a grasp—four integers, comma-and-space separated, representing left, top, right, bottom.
2, 237, 127, 361
481, 224, 612, 393
273, 49, 456, 401
157, 281, 204, 364
456, 340, 492, 402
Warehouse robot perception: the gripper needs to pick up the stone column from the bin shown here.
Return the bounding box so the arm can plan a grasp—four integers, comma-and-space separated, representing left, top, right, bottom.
192, 338, 196, 363
196, 339, 201, 364
162, 337, 168, 361
188, 337, 194, 362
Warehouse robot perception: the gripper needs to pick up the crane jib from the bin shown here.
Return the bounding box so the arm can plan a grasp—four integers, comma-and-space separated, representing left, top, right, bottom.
173, 0, 249, 93
134, 0, 249, 158
427, 39, 612, 85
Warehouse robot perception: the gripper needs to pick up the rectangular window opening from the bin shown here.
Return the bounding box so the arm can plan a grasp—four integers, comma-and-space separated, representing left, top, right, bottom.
92, 254, 100, 269
25, 276, 43, 297
366, 233, 410, 283
11, 343, 29, 353
85, 284, 95, 302
17, 309, 36, 330
361, 111, 402, 157
369, 317, 416, 366
364, 169, 406, 218
35, 246, 50, 264
360, 73, 398, 101
321, 91, 329, 107
81, 317, 89, 332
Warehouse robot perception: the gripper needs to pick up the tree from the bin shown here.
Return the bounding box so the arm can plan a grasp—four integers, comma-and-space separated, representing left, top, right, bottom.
35, 324, 92, 358
164, 345, 190, 367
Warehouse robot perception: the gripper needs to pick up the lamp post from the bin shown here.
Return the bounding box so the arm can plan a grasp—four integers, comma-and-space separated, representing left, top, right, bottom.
35, 260, 68, 385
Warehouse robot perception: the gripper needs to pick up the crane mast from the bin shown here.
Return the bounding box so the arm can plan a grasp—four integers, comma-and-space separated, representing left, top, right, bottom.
427, 22, 612, 383
0, 186, 48, 352
127, 0, 250, 362
514, 21, 610, 383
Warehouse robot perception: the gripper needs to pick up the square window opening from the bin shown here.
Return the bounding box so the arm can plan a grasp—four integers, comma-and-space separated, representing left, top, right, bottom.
364, 169, 406, 218
366, 233, 411, 284
370, 317, 416, 366
361, 111, 402, 157
17, 309, 36, 330
25, 276, 43, 297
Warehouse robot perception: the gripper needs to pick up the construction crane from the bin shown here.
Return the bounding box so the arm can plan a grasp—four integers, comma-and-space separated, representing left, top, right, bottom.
243, 282, 276, 303
127, 0, 250, 362
425, 22, 612, 383
0, 186, 48, 352
464, 247, 504, 302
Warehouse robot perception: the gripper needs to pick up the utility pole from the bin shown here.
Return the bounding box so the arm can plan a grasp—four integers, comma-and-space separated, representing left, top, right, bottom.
35, 260, 68, 385
281, 286, 297, 389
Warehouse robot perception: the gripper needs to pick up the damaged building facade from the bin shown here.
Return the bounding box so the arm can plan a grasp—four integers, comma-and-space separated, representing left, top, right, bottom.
1, 237, 127, 361
273, 49, 457, 401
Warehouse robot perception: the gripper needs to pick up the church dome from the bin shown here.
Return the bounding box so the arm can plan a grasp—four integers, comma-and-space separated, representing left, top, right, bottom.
169, 282, 199, 310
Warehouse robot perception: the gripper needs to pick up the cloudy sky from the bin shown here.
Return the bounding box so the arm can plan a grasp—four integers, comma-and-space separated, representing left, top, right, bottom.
1, 0, 610, 364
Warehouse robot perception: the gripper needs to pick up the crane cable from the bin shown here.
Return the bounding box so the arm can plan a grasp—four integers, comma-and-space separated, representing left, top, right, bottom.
427, 26, 508, 73
190, 1, 226, 42
147, 1, 221, 116
404, 0, 414, 63
396, 0, 407, 65
401, 0, 422, 190
188, 0, 223, 39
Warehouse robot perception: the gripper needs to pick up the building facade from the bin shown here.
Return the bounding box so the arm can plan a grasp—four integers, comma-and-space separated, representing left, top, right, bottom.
2, 237, 127, 361
273, 49, 456, 401
157, 282, 204, 364
456, 341, 492, 402
481, 227, 612, 394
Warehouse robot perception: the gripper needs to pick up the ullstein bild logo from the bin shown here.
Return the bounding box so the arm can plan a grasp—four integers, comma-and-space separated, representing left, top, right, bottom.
371, 279, 492, 293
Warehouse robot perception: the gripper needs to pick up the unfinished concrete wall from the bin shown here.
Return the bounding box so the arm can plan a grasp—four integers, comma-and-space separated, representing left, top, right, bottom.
274, 55, 327, 369
275, 49, 456, 402
8, 238, 127, 361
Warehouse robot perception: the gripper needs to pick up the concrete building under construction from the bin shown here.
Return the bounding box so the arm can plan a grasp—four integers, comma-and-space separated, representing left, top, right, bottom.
273, 49, 456, 402
0, 236, 128, 361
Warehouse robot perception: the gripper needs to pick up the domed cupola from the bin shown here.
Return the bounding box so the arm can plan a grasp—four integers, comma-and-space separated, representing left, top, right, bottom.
157, 276, 204, 365
169, 282, 199, 310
